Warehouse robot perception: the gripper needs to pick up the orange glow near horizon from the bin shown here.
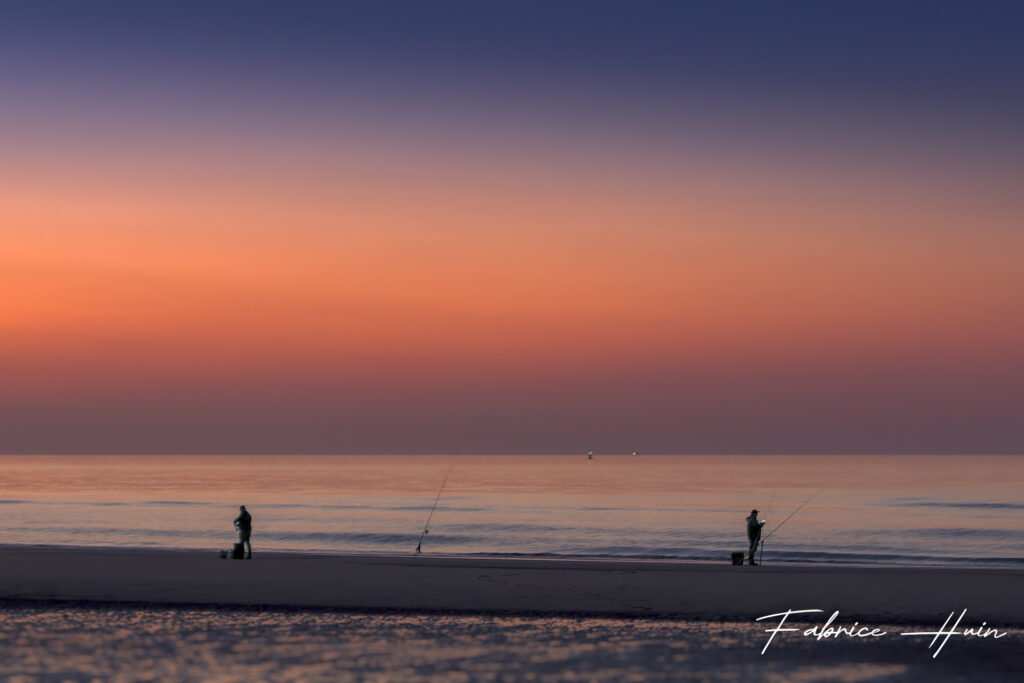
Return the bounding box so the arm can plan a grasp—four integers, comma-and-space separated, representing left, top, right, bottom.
3, 123, 1024, 453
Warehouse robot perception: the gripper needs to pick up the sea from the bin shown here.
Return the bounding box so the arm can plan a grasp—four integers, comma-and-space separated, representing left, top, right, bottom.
1, 454, 1021, 568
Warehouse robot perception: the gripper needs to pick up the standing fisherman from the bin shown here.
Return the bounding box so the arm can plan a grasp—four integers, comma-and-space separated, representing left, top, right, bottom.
746, 508, 765, 566
234, 505, 253, 559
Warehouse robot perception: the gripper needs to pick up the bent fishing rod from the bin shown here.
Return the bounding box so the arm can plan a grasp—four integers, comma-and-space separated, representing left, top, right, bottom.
414, 456, 456, 555
758, 489, 776, 565
762, 489, 820, 544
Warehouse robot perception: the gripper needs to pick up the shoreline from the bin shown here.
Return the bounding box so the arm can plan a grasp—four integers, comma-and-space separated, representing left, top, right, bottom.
1, 547, 1021, 625
2, 543, 1019, 570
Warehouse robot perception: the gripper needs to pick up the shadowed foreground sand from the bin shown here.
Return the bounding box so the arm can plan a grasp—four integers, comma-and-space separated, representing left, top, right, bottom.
3, 604, 1021, 682
1, 547, 1021, 625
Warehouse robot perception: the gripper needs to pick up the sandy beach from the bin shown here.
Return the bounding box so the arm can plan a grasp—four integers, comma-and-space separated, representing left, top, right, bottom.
1, 547, 1020, 626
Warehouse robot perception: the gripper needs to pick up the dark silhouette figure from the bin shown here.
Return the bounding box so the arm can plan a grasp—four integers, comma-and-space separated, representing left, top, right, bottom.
746, 509, 765, 565
234, 505, 252, 559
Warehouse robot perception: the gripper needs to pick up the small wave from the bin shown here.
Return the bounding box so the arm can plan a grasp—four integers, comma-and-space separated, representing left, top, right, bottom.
0, 526, 201, 538
576, 506, 702, 513
0, 500, 134, 507
0, 499, 484, 513
141, 501, 216, 507
256, 530, 483, 545
913, 528, 1017, 539
248, 503, 368, 511
380, 505, 484, 513
885, 499, 1024, 510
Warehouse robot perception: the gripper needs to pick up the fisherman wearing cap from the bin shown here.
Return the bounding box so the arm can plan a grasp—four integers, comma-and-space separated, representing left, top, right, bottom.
746, 509, 765, 565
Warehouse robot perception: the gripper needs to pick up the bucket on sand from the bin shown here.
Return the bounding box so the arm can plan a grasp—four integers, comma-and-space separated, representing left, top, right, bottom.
731, 552, 745, 565
219, 544, 245, 559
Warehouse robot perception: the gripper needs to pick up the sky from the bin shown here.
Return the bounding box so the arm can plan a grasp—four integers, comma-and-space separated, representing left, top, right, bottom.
2, 1, 1023, 454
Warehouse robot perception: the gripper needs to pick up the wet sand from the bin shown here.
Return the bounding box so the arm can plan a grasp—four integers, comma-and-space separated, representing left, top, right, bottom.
2, 602, 1021, 682
1, 547, 1021, 625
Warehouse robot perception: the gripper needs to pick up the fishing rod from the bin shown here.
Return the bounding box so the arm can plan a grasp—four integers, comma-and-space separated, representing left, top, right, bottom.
758, 490, 776, 565
762, 490, 820, 543
414, 456, 456, 555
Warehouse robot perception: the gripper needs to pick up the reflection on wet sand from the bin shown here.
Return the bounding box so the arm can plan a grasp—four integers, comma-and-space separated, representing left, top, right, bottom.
0, 604, 1020, 682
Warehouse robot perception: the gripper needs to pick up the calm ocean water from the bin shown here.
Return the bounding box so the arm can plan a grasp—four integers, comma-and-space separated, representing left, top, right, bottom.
0, 455, 1020, 567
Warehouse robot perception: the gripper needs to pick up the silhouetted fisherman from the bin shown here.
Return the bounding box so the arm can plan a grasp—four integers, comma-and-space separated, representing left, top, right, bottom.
234, 505, 253, 559
746, 508, 765, 565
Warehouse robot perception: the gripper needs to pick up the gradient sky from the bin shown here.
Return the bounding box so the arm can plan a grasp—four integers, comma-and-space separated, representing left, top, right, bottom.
2, 1, 1023, 454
